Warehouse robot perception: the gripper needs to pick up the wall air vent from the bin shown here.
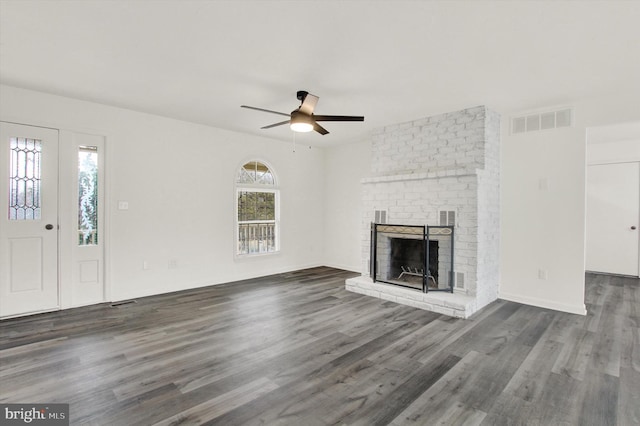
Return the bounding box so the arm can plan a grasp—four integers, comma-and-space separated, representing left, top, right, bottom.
456, 272, 465, 289
511, 108, 573, 134
439, 210, 456, 226
374, 210, 387, 224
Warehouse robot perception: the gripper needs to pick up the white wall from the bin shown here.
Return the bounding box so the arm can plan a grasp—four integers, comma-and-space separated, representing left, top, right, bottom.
500, 92, 640, 315
587, 120, 640, 164
500, 123, 588, 314
322, 140, 370, 272
0, 84, 325, 303
587, 139, 640, 164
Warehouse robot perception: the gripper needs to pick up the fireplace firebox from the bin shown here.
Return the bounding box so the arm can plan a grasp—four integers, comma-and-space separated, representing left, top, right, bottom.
370, 223, 454, 292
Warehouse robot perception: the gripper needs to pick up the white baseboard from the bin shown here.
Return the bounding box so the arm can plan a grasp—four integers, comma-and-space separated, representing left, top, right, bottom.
499, 291, 587, 316
322, 262, 360, 273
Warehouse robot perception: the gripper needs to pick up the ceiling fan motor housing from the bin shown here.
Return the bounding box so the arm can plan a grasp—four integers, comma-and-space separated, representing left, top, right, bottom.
296, 90, 309, 102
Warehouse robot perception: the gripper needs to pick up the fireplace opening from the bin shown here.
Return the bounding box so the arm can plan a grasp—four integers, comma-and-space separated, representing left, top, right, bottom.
389, 238, 438, 289
371, 223, 454, 292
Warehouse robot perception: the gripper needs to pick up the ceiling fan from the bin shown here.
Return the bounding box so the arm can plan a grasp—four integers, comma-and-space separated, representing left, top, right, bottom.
241, 90, 364, 135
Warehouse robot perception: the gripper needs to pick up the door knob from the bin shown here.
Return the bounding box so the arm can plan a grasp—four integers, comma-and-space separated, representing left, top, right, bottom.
632, 226, 637, 230
45, 224, 54, 230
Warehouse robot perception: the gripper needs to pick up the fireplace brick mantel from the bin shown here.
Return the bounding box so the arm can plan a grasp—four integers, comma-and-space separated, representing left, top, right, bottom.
361, 167, 477, 184
346, 105, 501, 318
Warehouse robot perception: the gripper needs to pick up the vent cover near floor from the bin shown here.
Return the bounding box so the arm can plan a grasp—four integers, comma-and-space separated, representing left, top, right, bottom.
455, 272, 465, 289
512, 108, 573, 134
111, 300, 137, 307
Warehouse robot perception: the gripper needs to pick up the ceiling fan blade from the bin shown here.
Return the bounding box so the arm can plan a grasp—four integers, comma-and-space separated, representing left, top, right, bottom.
261, 120, 290, 129
241, 105, 290, 117
313, 115, 364, 122
313, 122, 329, 135
299, 93, 319, 115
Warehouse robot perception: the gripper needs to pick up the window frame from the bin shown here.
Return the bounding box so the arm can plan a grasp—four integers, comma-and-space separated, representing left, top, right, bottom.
235, 161, 280, 257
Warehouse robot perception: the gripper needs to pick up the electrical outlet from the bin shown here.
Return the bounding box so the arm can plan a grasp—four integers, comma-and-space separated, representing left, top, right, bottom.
168, 259, 177, 269
538, 269, 548, 280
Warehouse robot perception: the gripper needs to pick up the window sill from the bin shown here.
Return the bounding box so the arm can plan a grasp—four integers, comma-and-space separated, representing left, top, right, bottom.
234, 250, 281, 261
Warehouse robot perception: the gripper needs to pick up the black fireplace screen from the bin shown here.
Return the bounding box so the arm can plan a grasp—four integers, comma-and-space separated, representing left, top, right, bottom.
370, 223, 454, 292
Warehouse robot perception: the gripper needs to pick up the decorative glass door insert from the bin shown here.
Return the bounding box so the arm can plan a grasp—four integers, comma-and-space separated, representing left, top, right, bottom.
9, 137, 42, 220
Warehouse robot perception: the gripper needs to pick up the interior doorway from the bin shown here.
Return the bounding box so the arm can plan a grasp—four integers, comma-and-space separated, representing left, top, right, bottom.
586, 162, 639, 276
586, 122, 640, 277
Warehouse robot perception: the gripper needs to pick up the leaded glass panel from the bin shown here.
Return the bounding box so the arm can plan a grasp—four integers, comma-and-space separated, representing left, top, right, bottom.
9, 137, 42, 220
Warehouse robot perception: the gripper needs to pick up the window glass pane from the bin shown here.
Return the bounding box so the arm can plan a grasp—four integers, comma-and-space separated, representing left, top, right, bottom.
78, 146, 98, 245
238, 191, 275, 221
237, 222, 276, 255
237, 161, 274, 186
9, 137, 42, 220
237, 167, 254, 184
254, 162, 273, 185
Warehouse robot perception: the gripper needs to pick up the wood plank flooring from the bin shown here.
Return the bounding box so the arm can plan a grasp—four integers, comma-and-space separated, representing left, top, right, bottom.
0, 267, 638, 425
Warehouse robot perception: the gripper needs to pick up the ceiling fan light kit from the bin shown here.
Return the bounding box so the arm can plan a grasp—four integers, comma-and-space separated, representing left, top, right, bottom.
241, 90, 364, 135
289, 111, 314, 133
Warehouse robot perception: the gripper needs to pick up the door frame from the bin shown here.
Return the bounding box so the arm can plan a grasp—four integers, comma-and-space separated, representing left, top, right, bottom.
585, 122, 640, 278
1, 119, 110, 317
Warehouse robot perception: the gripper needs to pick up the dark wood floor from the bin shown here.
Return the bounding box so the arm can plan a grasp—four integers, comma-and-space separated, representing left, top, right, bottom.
0, 267, 638, 425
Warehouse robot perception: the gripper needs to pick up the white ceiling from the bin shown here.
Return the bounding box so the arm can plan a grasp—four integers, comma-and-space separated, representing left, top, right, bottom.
1, 0, 639, 146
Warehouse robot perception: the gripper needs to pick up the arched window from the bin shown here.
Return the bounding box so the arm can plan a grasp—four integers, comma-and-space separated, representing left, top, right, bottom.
236, 161, 279, 255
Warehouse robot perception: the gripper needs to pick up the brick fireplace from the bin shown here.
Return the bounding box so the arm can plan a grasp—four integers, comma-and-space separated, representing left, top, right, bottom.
345, 106, 500, 318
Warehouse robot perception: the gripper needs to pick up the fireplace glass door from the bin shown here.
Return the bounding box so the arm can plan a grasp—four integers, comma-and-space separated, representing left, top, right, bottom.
371, 223, 454, 292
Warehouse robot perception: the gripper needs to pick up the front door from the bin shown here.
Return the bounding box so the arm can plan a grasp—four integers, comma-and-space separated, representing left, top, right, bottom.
0, 122, 59, 317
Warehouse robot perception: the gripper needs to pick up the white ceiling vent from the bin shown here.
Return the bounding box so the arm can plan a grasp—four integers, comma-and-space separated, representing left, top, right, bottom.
511, 108, 573, 134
